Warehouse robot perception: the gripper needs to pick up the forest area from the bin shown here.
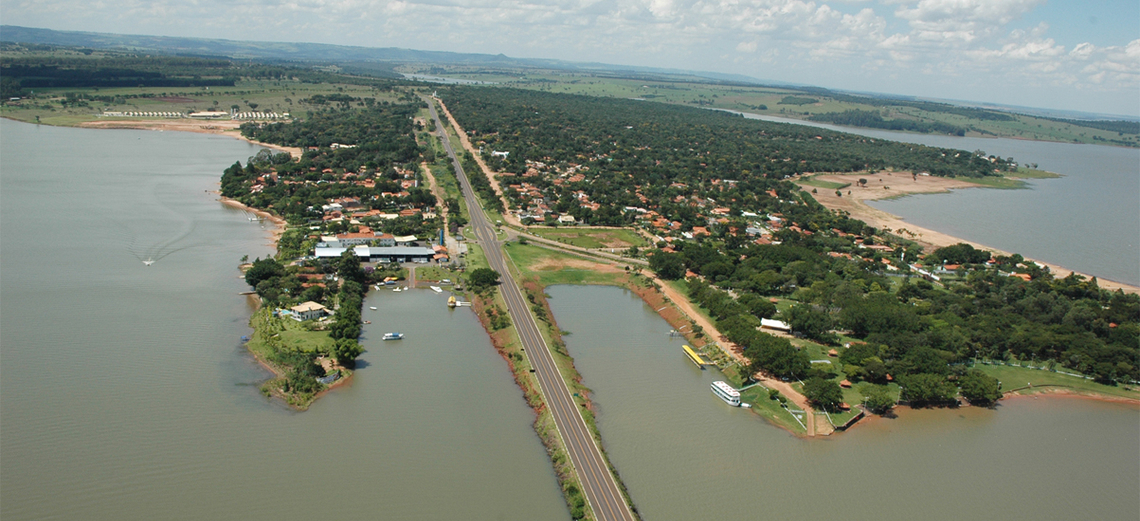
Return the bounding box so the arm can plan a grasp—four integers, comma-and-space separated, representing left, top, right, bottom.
438, 86, 1139, 408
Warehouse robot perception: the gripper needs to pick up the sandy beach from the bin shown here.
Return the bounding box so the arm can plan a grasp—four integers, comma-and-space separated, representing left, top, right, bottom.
218, 195, 287, 247
78, 118, 303, 158
798, 172, 1139, 294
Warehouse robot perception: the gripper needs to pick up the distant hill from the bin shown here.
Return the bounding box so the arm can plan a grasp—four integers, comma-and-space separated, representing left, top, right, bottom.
0, 25, 765, 85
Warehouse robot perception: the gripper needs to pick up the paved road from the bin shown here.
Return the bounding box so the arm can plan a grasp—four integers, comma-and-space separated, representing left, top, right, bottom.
427, 98, 635, 521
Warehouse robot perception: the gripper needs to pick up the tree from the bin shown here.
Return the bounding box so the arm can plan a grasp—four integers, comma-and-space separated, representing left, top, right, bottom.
469, 267, 501, 289
900, 373, 958, 406
958, 369, 1002, 405
649, 251, 686, 280
245, 257, 284, 287
861, 384, 896, 414
333, 338, 365, 368
803, 377, 843, 409
786, 304, 835, 343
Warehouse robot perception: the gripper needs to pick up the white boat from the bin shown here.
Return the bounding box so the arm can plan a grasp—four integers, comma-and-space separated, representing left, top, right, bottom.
369, 306, 377, 310
711, 381, 741, 407
382, 332, 404, 341
430, 286, 443, 293
392, 287, 402, 292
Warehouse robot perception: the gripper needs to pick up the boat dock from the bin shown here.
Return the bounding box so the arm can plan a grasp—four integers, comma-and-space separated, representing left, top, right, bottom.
682, 345, 712, 368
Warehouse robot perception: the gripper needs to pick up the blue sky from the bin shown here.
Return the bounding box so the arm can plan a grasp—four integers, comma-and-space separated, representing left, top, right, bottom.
3, 0, 1137, 116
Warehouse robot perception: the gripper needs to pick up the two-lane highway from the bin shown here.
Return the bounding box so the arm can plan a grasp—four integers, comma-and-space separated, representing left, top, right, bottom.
427, 98, 635, 521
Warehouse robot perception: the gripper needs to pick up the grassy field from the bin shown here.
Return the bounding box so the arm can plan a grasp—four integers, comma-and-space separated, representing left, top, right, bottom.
505, 242, 628, 287
975, 364, 1140, 401
1010, 167, 1063, 179
797, 175, 852, 190
245, 308, 335, 361
414, 265, 458, 283
739, 385, 809, 434
1, 78, 407, 125
526, 227, 648, 249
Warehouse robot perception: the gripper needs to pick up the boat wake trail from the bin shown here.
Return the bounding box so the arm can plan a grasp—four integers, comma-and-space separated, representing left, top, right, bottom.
117, 180, 202, 266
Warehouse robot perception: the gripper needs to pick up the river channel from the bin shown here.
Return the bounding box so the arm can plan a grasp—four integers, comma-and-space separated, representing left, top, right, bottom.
0, 120, 566, 520
546, 284, 1140, 521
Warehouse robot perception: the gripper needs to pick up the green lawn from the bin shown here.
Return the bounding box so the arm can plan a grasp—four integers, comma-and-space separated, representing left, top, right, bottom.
415, 265, 456, 283
739, 385, 808, 434
797, 175, 852, 190
974, 364, 1140, 400
245, 308, 335, 361
505, 242, 627, 287
526, 227, 648, 249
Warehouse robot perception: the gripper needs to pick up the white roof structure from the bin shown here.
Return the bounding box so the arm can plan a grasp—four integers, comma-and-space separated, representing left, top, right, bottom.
760, 318, 792, 331
291, 301, 327, 313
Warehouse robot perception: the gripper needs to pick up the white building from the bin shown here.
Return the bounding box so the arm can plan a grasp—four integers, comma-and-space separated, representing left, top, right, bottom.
290, 301, 329, 321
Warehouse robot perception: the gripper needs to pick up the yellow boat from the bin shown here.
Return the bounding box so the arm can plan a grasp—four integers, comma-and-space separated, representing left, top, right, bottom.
682, 345, 710, 368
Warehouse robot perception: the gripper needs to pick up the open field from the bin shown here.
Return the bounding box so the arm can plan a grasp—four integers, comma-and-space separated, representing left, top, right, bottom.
975, 364, 1140, 401
2, 78, 406, 126
526, 227, 648, 249
505, 242, 629, 287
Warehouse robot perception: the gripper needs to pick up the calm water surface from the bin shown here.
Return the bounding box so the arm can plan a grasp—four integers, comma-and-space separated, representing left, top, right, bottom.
547, 285, 1140, 521
0, 120, 566, 520
735, 111, 1140, 285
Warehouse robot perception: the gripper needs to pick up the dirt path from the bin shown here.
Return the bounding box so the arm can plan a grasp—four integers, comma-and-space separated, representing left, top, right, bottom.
799, 172, 1138, 294
433, 98, 521, 227
648, 272, 825, 435
420, 161, 449, 239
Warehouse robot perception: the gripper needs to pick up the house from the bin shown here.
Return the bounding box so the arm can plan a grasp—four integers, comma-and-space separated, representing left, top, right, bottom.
291, 301, 329, 321
558, 215, 576, 224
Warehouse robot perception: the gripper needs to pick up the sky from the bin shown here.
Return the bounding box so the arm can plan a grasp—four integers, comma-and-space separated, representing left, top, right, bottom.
3, 0, 1138, 116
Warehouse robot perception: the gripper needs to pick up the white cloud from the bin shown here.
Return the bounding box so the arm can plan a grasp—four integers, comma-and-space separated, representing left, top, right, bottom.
2, 0, 1136, 114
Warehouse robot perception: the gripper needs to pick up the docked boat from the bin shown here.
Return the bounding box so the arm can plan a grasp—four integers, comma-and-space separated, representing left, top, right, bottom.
711, 381, 741, 406
382, 332, 404, 341
682, 345, 710, 368
447, 296, 457, 308
430, 286, 443, 293
392, 287, 402, 292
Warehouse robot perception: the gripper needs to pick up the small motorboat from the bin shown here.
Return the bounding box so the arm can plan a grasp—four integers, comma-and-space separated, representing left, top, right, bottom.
382, 332, 404, 341
370, 306, 377, 310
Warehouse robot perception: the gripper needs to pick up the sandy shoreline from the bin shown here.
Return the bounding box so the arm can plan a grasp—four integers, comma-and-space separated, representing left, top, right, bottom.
218, 195, 287, 247
77, 118, 304, 158
798, 172, 1139, 294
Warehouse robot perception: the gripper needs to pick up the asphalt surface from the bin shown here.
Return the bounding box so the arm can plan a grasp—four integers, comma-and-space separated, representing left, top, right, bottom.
427, 99, 635, 521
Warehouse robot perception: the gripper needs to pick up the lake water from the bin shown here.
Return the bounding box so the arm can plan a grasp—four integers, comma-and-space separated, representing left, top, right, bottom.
734, 111, 1140, 286
547, 285, 1140, 521
0, 120, 566, 520
3, 119, 1137, 521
